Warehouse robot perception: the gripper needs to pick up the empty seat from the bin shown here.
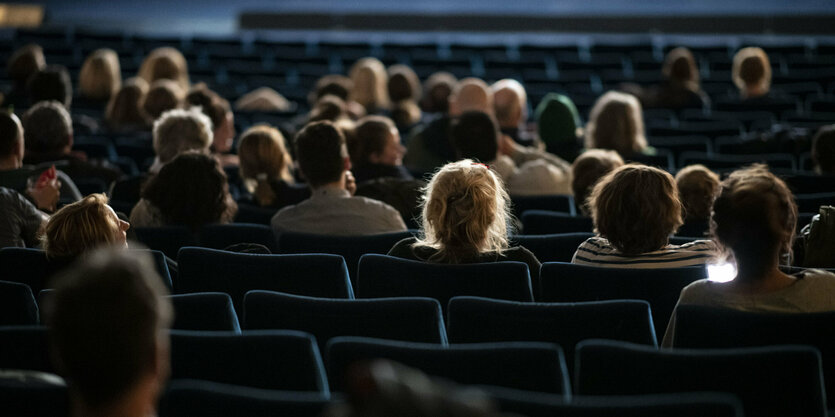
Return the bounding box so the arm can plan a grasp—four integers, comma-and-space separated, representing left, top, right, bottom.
169, 330, 328, 392
510, 232, 594, 263
326, 336, 568, 394
0, 326, 52, 373
521, 211, 593, 235
177, 247, 353, 315
244, 291, 447, 349
134, 226, 197, 259
357, 254, 533, 312
576, 340, 826, 417
169, 293, 240, 333
539, 262, 707, 337
199, 223, 277, 252
0, 281, 39, 326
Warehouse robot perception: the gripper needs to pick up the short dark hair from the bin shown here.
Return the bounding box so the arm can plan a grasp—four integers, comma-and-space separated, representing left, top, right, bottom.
451, 110, 498, 164
27, 65, 73, 108
812, 124, 835, 174
351, 116, 396, 166
22, 101, 73, 154
295, 121, 346, 187
310, 75, 353, 104
46, 249, 172, 410
0, 112, 22, 158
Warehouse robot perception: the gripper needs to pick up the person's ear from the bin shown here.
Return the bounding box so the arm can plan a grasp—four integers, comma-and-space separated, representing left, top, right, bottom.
343, 156, 352, 171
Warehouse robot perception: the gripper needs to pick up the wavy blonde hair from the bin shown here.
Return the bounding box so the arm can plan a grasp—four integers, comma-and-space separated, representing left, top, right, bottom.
349, 57, 389, 112
732, 47, 771, 96
43, 194, 122, 260
237, 124, 294, 207
138, 47, 190, 91
585, 91, 647, 157
79, 49, 121, 101
414, 160, 512, 263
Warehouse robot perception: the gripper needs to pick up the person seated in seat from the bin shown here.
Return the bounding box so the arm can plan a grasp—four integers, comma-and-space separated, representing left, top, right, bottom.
43, 193, 130, 260
349, 58, 390, 115
572, 164, 715, 268
732, 47, 772, 101
349, 116, 412, 184
584, 91, 654, 160
2, 44, 45, 108
534, 93, 583, 162
148, 107, 213, 173
387, 65, 423, 133
237, 124, 310, 209
78, 48, 121, 105
675, 164, 721, 237
623, 47, 709, 111
186, 83, 238, 167
491, 78, 535, 147
46, 248, 173, 417
812, 124, 835, 176
663, 165, 835, 347
271, 121, 407, 236
571, 149, 624, 216
105, 77, 151, 132
388, 159, 540, 274
142, 79, 185, 121
0, 186, 51, 249
137, 47, 190, 92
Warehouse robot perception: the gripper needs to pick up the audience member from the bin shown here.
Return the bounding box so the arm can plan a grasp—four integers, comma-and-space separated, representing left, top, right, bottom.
676, 164, 721, 237
571, 149, 624, 216
150, 108, 213, 172
420, 71, 457, 115
349, 58, 390, 114
43, 193, 130, 260
387, 65, 423, 131
732, 47, 772, 100
237, 124, 310, 209
585, 91, 651, 159
388, 159, 540, 273
3, 43, 45, 108
271, 121, 407, 235
46, 248, 173, 417
0, 111, 64, 209
105, 77, 151, 131
491, 78, 534, 146
309, 95, 351, 123
22, 101, 123, 186
349, 116, 412, 183
811, 124, 835, 175
535, 93, 583, 162
663, 165, 835, 347
234, 86, 293, 112
0, 186, 50, 248
138, 47, 190, 91
187, 83, 237, 166
625, 47, 709, 110
27, 65, 73, 108
130, 152, 237, 231
142, 79, 184, 121
79, 48, 122, 103
572, 164, 715, 267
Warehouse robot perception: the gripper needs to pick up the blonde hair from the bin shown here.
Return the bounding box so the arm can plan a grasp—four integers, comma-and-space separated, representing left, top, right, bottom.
414, 160, 512, 263
152, 108, 213, 165
79, 49, 121, 101
732, 47, 771, 97
663, 47, 700, 91
105, 77, 150, 130
349, 57, 389, 113
237, 124, 294, 207
585, 91, 647, 157
143, 79, 184, 120
675, 164, 720, 222
43, 194, 122, 260
138, 47, 190, 91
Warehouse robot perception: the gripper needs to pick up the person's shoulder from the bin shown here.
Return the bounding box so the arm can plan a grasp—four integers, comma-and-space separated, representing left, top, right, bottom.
678, 278, 716, 302
798, 269, 835, 286
671, 239, 716, 252
349, 195, 401, 213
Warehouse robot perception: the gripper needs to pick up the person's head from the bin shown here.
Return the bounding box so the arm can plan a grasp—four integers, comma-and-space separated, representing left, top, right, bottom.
675, 164, 720, 223
42, 194, 130, 260
391, 99, 422, 128
350, 116, 404, 167
449, 78, 492, 117
491, 79, 527, 129
535, 93, 582, 155
590, 164, 683, 255
141, 152, 233, 231
143, 79, 184, 120
152, 108, 213, 167
79, 49, 122, 101
27, 65, 72, 108
46, 249, 172, 415
0, 111, 24, 162
663, 47, 699, 89
295, 121, 350, 188
310, 74, 353, 104
349, 58, 389, 113
417, 160, 511, 262
310, 95, 349, 123
451, 110, 499, 164
571, 149, 625, 216
186, 83, 235, 153
422, 71, 457, 114
387, 64, 421, 102
138, 47, 190, 91
7, 44, 45, 85
732, 47, 771, 98
22, 100, 73, 155
585, 91, 647, 157
105, 77, 150, 130
811, 124, 835, 175
712, 164, 797, 274
238, 124, 293, 206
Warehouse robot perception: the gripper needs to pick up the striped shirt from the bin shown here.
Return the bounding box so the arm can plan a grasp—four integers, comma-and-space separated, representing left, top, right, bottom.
571, 236, 717, 268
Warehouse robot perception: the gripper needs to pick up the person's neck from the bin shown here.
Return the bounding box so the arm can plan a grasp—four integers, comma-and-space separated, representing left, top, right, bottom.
72, 384, 157, 417
729, 257, 794, 293
0, 155, 22, 170
742, 85, 768, 99
311, 173, 346, 192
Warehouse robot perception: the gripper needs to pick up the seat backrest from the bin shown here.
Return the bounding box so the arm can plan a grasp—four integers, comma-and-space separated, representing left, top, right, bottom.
169, 330, 328, 393
169, 292, 240, 333
521, 211, 593, 235
0, 280, 39, 326
159, 379, 329, 417
575, 340, 826, 417
326, 336, 568, 395
510, 233, 594, 263
679, 151, 797, 171
134, 226, 197, 259
357, 255, 533, 312
244, 291, 446, 351
199, 223, 277, 252
794, 191, 835, 213
539, 262, 707, 338
0, 326, 52, 373
447, 297, 656, 378
233, 203, 277, 225
0, 371, 69, 417
510, 194, 576, 218
176, 247, 353, 314
673, 305, 835, 407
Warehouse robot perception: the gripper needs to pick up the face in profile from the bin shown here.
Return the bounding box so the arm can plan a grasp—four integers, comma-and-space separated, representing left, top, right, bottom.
107, 205, 130, 248
214, 112, 236, 154
370, 127, 405, 166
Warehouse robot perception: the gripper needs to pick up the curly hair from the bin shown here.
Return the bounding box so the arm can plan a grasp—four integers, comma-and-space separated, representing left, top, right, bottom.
42, 194, 124, 260
238, 124, 294, 206
152, 108, 213, 165
585, 91, 647, 157
141, 153, 235, 231
590, 164, 683, 255
413, 160, 513, 263
675, 164, 720, 222
711, 164, 797, 269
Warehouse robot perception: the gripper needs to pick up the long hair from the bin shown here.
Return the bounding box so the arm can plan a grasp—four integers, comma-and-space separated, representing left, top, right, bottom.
349, 57, 390, 113
413, 160, 513, 263
585, 91, 647, 157
79, 48, 121, 101
105, 77, 150, 130
732, 47, 771, 96
138, 47, 190, 91
237, 124, 294, 206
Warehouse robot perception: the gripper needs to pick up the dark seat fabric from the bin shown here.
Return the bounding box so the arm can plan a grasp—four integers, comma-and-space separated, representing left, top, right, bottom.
521, 211, 593, 235
0, 371, 69, 417
199, 223, 277, 252
0, 280, 39, 326
169, 292, 241, 332
134, 226, 197, 260
0, 326, 52, 373
510, 194, 576, 218
510, 232, 594, 263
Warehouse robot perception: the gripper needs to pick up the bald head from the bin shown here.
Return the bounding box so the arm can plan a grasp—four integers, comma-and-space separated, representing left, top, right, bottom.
449, 78, 492, 116
491, 79, 527, 128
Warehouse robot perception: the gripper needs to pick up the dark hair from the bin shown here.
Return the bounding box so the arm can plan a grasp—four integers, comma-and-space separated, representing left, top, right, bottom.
27, 65, 72, 108
387, 65, 421, 102
0, 112, 22, 158
570, 149, 624, 216
186, 83, 230, 130
295, 121, 346, 187
310, 75, 353, 104
142, 153, 234, 231
675, 164, 720, 222
7, 44, 44, 84
350, 116, 396, 166
451, 111, 498, 164
46, 249, 172, 410
309, 95, 348, 122
812, 124, 835, 174
22, 101, 73, 154
422, 72, 456, 113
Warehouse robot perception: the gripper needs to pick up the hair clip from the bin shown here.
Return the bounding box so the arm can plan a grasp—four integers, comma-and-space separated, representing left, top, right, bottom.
472, 162, 490, 169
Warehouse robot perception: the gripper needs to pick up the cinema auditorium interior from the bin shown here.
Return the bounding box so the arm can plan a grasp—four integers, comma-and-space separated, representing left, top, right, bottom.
1, 0, 835, 415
